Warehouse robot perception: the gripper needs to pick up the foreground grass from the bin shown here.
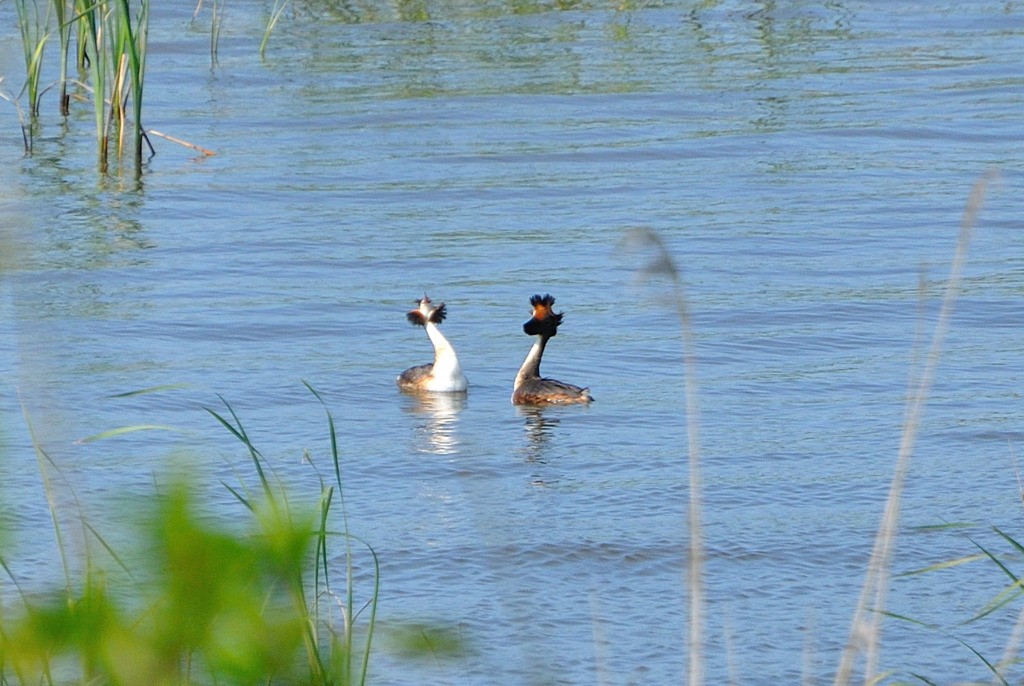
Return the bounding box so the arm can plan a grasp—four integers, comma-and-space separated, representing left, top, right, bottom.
625, 175, 1005, 684
1, 386, 379, 685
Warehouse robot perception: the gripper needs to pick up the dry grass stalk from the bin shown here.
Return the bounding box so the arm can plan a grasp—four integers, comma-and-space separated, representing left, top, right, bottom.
623, 227, 704, 686
833, 174, 993, 685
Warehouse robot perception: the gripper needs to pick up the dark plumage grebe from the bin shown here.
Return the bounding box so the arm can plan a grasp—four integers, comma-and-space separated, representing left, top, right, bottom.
512, 294, 593, 405
397, 295, 468, 393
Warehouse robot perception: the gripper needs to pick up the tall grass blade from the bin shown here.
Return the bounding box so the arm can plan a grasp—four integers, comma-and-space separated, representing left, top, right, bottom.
957, 637, 1009, 686
112, 51, 128, 151
19, 404, 72, 597
992, 596, 1024, 683
884, 609, 1011, 684
356, 538, 380, 686
114, 0, 148, 168
205, 397, 273, 500
52, 0, 70, 114
0, 555, 31, 606
189, 0, 222, 63
303, 381, 378, 686
26, 35, 50, 118
621, 227, 704, 686
210, 0, 221, 62
81, 519, 132, 577
74, 0, 108, 170
260, 0, 292, 58
304, 381, 355, 677
221, 480, 254, 512
961, 532, 1024, 623
833, 174, 992, 685
0, 81, 32, 152
315, 485, 335, 599
76, 424, 183, 442
968, 534, 1019, 586
897, 554, 985, 576
14, 0, 50, 118
303, 380, 343, 491
105, 383, 192, 398
991, 525, 1024, 557
969, 584, 1024, 624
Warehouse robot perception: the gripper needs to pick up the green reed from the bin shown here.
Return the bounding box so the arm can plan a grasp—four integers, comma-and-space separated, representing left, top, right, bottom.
306, 380, 380, 685
12, 0, 72, 119
9, 0, 150, 172
73, 0, 110, 169
208, 387, 380, 685
14, 0, 50, 120
74, 0, 151, 172
260, 0, 292, 58
113, 0, 149, 167
188, 0, 223, 65
52, 0, 71, 115
891, 522, 1024, 684
210, 0, 223, 63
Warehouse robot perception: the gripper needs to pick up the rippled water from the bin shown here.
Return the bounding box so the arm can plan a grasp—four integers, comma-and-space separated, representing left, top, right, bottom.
2, 0, 1024, 682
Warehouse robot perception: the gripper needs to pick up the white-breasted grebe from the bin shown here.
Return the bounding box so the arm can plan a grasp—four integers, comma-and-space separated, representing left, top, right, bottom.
512, 294, 593, 405
397, 295, 468, 393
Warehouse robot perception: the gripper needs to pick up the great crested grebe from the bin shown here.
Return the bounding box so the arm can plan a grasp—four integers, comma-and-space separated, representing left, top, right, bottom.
397, 295, 468, 393
512, 294, 593, 405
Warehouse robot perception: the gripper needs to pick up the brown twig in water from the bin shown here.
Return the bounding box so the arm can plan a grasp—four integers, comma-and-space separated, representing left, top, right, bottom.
146, 128, 216, 156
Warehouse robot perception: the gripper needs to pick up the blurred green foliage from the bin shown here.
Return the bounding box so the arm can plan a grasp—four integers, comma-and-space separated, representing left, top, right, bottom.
0, 482, 316, 685
0, 387, 473, 684
0, 391, 389, 685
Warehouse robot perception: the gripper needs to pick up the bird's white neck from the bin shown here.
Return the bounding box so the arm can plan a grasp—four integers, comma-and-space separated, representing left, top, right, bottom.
425, 322, 467, 392
514, 337, 547, 390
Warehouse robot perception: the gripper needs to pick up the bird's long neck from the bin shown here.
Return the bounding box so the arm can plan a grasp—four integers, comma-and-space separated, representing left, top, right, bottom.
426, 322, 459, 369
514, 336, 548, 388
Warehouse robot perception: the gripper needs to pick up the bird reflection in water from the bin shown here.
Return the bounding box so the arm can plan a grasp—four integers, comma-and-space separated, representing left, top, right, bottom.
516, 405, 561, 464
400, 391, 467, 455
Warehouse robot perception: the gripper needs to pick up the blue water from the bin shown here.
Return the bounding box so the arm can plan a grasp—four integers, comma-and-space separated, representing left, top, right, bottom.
2, 0, 1024, 682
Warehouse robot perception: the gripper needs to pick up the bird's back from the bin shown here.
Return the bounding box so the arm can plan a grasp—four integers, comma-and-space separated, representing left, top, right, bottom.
512, 376, 593, 405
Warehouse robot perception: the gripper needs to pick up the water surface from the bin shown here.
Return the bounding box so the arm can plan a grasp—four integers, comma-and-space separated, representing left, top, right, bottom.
2, 0, 1024, 682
